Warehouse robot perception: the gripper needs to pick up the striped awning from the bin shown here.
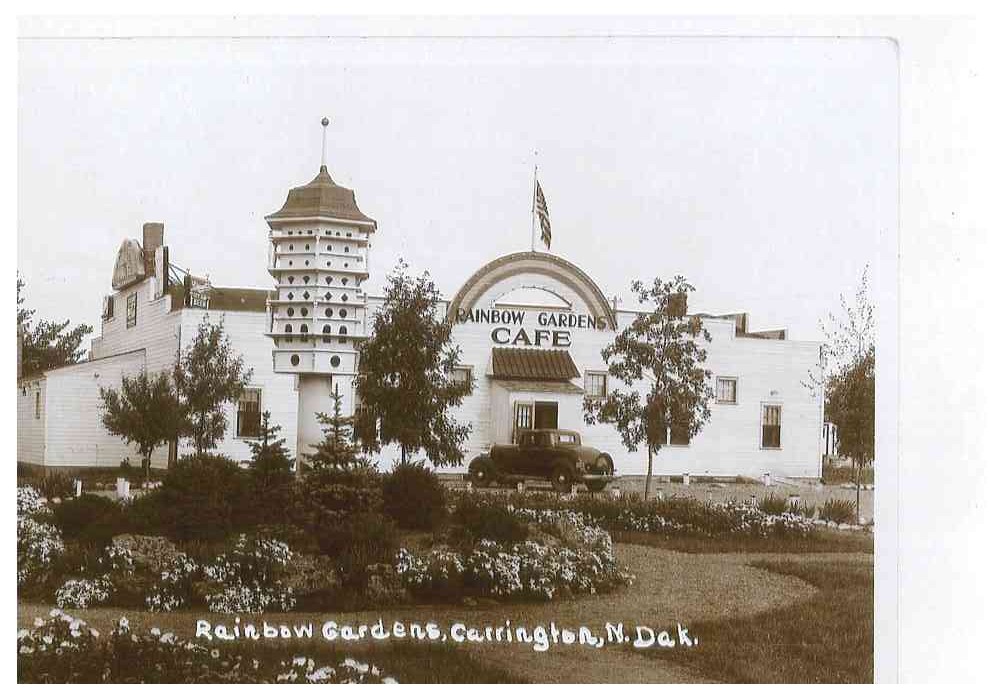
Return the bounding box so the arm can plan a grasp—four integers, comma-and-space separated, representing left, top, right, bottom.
490, 347, 580, 382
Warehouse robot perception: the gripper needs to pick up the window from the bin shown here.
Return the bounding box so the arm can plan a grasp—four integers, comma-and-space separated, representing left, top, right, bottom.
716, 377, 738, 404
669, 420, 690, 446
236, 389, 261, 438
584, 371, 608, 398
450, 366, 473, 386
339, 308, 348, 318
34, 391, 41, 419
762, 405, 782, 448
126, 292, 137, 328
102, 296, 115, 320
331, 356, 341, 368
290, 354, 300, 367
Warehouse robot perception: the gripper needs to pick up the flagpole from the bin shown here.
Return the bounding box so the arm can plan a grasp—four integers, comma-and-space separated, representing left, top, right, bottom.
529, 159, 538, 252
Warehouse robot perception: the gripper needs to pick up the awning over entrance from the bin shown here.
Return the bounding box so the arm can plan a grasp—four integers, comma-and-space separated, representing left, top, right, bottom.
490, 347, 580, 382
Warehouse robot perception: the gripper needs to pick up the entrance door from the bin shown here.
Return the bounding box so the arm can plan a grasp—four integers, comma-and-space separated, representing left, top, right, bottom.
534, 401, 559, 430
512, 401, 533, 443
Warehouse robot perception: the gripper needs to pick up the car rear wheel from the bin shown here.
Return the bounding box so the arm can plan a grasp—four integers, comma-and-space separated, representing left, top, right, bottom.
469, 457, 494, 488
551, 463, 574, 493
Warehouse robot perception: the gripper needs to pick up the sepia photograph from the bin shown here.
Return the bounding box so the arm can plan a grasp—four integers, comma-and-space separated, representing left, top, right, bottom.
14, 15, 906, 684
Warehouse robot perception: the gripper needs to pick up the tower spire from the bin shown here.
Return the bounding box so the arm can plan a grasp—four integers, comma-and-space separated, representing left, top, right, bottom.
320, 116, 330, 170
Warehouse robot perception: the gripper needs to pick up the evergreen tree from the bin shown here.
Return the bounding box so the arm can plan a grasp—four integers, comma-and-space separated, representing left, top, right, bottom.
17, 275, 93, 376
173, 316, 252, 455
244, 411, 294, 487
306, 386, 370, 474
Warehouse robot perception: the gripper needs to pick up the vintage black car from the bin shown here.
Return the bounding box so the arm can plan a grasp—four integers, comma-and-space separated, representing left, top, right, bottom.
467, 429, 615, 493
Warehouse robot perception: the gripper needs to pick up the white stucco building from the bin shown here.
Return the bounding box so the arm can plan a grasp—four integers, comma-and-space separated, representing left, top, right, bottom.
17, 161, 824, 479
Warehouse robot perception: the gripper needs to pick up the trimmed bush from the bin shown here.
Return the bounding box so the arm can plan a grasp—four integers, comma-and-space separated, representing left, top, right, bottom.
382, 460, 447, 531
128, 454, 255, 542
52, 494, 129, 545
324, 512, 401, 586
451, 493, 529, 544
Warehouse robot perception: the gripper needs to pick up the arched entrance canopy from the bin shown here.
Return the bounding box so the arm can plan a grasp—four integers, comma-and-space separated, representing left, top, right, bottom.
446, 251, 617, 330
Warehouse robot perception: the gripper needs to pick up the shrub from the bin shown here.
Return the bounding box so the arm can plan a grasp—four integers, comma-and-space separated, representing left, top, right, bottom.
786, 500, 816, 519
451, 494, 529, 544
130, 454, 254, 541
382, 460, 447, 531
324, 512, 401, 586
758, 492, 788, 516
819, 498, 856, 524
52, 494, 129, 545
296, 468, 384, 525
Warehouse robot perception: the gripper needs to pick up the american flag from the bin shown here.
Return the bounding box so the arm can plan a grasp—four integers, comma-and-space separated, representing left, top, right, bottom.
535, 180, 551, 250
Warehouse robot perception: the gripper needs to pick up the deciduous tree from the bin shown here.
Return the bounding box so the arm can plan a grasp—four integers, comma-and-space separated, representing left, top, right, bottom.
100, 370, 185, 482
811, 267, 875, 521
584, 276, 714, 499
355, 260, 473, 466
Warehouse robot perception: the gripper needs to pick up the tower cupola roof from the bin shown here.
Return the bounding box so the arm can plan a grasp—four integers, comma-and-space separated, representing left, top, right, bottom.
266, 165, 376, 231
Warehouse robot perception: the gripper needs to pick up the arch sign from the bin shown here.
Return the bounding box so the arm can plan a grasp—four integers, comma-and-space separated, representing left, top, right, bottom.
447, 251, 617, 348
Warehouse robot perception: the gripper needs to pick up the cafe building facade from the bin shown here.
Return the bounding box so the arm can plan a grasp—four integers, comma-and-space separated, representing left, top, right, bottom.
17, 164, 824, 479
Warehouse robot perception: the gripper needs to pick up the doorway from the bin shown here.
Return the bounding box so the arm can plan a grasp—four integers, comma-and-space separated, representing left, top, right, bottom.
534, 401, 559, 430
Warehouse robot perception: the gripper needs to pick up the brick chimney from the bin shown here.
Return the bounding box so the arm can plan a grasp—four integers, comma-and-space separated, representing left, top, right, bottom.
142, 222, 164, 276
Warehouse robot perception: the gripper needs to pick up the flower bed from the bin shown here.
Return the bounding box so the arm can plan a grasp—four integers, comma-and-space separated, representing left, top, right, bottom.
397, 507, 633, 601
17, 609, 395, 683
450, 489, 818, 539
17, 487, 64, 587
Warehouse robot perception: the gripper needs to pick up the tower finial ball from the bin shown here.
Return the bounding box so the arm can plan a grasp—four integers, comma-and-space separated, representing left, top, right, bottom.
321, 117, 330, 127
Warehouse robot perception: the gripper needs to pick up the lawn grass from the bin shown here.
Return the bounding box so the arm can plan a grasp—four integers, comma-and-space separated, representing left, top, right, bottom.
615, 530, 873, 554
644, 558, 873, 683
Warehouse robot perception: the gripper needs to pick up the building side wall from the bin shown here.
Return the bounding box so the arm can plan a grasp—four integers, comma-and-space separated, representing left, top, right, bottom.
17, 377, 47, 465
91, 277, 180, 374
418, 305, 822, 479
40, 350, 150, 468
178, 308, 299, 463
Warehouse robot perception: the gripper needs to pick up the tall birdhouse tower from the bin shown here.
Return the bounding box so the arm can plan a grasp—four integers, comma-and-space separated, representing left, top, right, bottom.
265, 118, 376, 462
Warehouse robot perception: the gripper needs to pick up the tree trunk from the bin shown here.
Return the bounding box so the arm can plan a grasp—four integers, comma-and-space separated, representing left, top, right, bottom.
855, 458, 862, 525
644, 443, 653, 501
400, 444, 407, 465
145, 448, 153, 486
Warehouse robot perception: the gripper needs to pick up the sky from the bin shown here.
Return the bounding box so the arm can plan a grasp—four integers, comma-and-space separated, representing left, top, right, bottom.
18, 35, 896, 343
